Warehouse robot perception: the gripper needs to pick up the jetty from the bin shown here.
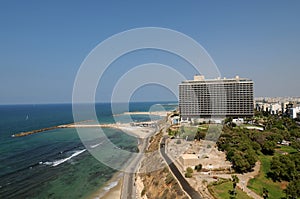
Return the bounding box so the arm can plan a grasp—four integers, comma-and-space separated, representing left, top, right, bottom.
113, 111, 169, 117
11, 121, 158, 138
12, 126, 63, 137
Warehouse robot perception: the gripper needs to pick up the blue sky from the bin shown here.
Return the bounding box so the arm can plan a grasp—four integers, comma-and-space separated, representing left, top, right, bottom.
0, 1, 300, 104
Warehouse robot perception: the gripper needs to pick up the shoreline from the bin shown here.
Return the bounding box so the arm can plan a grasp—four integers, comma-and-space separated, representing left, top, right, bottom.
87, 122, 159, 199
88, 172, 124, 199
101, 178, 123, 199
114, 111, 168, 117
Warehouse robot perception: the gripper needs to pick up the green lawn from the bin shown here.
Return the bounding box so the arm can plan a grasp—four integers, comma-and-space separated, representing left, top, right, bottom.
179, 126, 198, 139
247, 155, 286, 199
209, 181, 252, 199
277, 145, 298, 154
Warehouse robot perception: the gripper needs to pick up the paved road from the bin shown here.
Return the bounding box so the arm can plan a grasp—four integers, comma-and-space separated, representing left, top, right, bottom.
121, 122, 203, 199
121, 123, 159, 199
121, 137, 149, 199
161, 137, 202, 199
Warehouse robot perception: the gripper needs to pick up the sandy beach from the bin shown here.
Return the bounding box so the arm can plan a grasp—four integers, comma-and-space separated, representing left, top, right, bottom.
114, 111, 169, 117
101, 179, 123, 199
87, 122, 157, 199
117, 124, 155, 138
59, 121, 158, 139
88, 172, 123, 199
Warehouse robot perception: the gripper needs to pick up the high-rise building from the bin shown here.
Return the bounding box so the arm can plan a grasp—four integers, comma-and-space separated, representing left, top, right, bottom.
179, 75, 254, 119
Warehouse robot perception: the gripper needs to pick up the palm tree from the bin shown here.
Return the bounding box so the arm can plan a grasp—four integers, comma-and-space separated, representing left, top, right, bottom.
232, 175, 239, 195
262, 187, 269, 199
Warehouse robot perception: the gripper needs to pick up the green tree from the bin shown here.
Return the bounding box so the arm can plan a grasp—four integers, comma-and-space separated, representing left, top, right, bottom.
228, 175, 239, 199
194, 129, 206, 141
291, 140, 300, 151
224, 117, 233, 125
185, 167, 194, 178
270, 155, 297, 181
244, 149, 258, 167
262, 187, 269, 199
185, 172, 192, 178
285, 178, 300, 199
231, 152, 251, 173
267, 133, 283, 143
186, 167, 193, 173
262, 140, 276, 155
269, 156, 283, 181
195, 164, 202, 172
290, 129, 300, 138
232, 175, 239, 193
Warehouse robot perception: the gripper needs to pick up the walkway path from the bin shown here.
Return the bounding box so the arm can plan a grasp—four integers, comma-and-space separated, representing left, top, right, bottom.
212, 161, 262, 199
236, 161, 262, 199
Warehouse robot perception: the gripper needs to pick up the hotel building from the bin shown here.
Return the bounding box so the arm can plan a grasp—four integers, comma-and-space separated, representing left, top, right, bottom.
179, 75, 254, 120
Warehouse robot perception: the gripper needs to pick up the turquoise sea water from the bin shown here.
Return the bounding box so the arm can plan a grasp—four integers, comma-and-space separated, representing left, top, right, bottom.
0, 102, 177, 198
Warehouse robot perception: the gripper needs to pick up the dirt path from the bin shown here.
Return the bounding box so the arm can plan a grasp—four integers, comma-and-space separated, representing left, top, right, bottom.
211, 161, 262, 199
236, 161, 262, 199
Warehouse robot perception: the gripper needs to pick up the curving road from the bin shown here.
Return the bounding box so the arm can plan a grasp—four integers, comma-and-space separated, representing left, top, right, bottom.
121, 124, 159, 199
121, 137, 149, 199
160, 137, 202, 199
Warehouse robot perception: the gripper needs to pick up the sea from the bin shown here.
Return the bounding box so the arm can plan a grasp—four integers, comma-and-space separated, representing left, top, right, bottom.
0, 102, 177, 199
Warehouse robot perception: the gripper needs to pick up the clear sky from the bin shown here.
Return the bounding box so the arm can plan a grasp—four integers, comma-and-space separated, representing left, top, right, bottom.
0, 1, 300, 104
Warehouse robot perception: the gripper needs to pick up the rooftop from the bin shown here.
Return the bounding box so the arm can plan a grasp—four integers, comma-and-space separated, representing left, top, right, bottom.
180, 75, 252, 84
180, 154, 199, 160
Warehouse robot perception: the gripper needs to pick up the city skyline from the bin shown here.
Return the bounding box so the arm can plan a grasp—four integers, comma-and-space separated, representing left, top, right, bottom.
1, 1, 300, 104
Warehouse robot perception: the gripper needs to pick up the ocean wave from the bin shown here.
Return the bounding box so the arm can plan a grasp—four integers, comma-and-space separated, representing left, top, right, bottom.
39, 149, 86, 167
39, 161, 53, 166
103, 181, 118, 191
52, 149, 86, 167
90, 141, 104, 149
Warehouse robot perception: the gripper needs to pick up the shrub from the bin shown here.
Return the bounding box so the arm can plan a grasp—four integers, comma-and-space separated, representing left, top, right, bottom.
195, 164, 203, 172
186, 167, 194, 173
185, 172, 192, 178
141, 187, 146, 196
165, 173, 174, 184
161, 189, 169, 199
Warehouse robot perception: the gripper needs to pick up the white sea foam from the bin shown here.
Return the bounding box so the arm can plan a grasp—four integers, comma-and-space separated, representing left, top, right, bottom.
42, 162, 53, 166
90, 141, 104, 149
103, 181, 118, 191
52, 149, 86, 167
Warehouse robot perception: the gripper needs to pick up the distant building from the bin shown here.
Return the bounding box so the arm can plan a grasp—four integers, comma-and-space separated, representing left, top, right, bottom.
179, 75, 254, 120
255, 102, 281, 114
284, 102, 300, 118
297, 112, 300, 120
288, 107, 300, 119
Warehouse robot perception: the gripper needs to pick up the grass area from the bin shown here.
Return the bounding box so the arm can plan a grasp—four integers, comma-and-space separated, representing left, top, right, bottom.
247, 155, 286, 199
180, 126, 197, 139
179, 125, 209, 139
209, 181, 252, 199
198, 124, 209, 129
277, 145, 298, 154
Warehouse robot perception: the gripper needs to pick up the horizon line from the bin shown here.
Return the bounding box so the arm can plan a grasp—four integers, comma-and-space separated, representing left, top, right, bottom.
0, 100, 179, 106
